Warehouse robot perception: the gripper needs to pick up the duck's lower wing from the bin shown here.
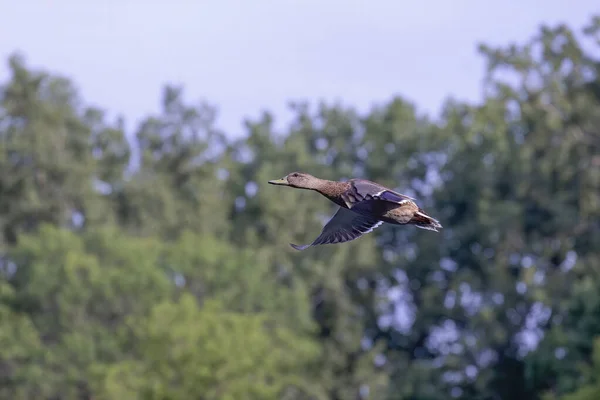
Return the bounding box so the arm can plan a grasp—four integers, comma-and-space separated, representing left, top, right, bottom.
290, 207, 383, 251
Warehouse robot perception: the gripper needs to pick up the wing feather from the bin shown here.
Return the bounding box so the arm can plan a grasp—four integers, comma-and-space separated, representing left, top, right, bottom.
341, 179, 416, 209
290, 207, 383, 251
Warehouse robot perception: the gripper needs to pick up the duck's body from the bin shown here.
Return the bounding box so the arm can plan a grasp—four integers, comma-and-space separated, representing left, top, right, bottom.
268, 172, 442, 250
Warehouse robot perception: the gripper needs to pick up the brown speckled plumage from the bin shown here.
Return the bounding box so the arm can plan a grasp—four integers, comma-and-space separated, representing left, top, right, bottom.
319, 184, 352, 208
268, 172, 442, 250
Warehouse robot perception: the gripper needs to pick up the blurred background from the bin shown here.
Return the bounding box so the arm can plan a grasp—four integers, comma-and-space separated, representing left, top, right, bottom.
0, 1, 599, 399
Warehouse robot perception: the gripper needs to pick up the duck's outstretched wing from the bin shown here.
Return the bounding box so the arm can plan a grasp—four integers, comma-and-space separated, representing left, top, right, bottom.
341, 179, 416, 210
290, 207, 383, 251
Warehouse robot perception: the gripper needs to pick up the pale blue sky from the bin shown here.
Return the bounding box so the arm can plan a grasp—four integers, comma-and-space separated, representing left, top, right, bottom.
0, 1, 597, 137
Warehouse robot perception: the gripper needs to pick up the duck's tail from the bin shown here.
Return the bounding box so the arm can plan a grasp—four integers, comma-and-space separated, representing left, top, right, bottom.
410, 209, 443, 232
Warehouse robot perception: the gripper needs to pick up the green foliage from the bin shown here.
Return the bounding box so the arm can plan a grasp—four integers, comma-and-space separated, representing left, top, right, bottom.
97, 294, 320, 400
0, 14, 599, 400
540, 338, 600, 400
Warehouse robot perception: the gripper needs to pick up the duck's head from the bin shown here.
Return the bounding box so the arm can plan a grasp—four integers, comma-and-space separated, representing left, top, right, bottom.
268, 172, 320, 189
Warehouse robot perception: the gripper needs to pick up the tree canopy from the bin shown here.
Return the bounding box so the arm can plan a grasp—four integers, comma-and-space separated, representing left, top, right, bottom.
0, 15, 599, 400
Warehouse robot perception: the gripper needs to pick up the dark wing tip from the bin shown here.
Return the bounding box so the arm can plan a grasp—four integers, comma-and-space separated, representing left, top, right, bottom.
290, 243, 310, 251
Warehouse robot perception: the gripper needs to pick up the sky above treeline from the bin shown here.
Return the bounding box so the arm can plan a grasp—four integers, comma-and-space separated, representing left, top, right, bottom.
0, 1, 598, 137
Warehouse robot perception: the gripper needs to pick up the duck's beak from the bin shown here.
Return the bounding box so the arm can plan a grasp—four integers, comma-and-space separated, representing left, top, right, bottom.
268, 178, 289, 186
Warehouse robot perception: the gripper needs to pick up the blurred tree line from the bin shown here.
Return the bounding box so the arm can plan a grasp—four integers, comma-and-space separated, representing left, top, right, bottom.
0, 15, 599, 400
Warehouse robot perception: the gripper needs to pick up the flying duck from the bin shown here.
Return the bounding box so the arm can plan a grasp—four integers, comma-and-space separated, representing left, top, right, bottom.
268, 172, 442, 250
